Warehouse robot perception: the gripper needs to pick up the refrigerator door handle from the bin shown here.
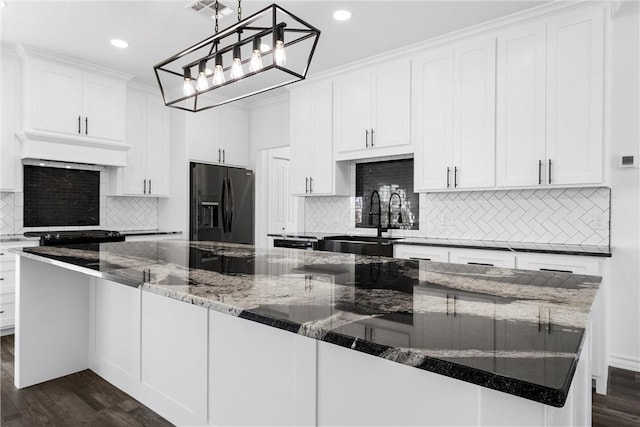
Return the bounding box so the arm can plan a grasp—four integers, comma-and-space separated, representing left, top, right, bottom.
221, 178, 227, 233
227, 178, 234, 233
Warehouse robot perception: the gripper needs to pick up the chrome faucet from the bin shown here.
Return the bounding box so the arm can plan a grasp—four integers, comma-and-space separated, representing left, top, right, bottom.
368, 190, 387, 238
388, 192, 403, 229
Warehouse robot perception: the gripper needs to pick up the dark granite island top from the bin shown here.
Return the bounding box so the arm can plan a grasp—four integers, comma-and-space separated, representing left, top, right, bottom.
16, 240, 601, 408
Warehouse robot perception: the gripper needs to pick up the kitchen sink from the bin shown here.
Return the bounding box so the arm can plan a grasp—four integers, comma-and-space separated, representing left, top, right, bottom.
317, 235, 401, 257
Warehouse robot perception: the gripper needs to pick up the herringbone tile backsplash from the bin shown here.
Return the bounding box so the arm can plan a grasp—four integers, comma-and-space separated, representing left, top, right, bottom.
305, 187, 610, 246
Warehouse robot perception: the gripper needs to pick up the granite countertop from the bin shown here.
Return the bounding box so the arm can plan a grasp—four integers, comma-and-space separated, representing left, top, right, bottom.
15, 240, 601, 407
267, 233, 612, 257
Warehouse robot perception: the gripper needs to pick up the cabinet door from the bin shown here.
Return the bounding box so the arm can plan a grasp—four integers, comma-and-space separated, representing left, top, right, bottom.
546, 8, 604, 185
145, 94, 170, 196
30, 60, 82, 135
370, 58, 411, 149
214, 105, 249, 167
121, 90, 147, 195
82, 72, 126, 142
289, 87, 312, 196
453, 37, 496, 189
309, 81, 334, 195
333, 69, 370, 154
186, 110, 219, 163
412, 48, 454, 191
516, 253, 600, 275
496, 24, 547, 187
1, 53, 20, 191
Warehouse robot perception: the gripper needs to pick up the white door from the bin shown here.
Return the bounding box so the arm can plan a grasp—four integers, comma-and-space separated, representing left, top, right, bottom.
412, 48, 454, 191
31, 60, 82, 135
309, 81, 334, 195
546, 8, 604, 185
496, 23, 547, 187
82, 72, 126, 142
145, 94, 170, 196
333, 69, 370, 154
122, 90, 146, 195
453, 36, 496, 189
269, 156, 292, 234
370, 58, 411, 149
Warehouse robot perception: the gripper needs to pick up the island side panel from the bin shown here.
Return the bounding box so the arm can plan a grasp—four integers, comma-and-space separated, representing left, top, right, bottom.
15, 256, 91, 388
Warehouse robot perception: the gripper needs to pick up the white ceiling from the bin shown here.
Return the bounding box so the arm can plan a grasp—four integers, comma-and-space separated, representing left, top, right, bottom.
1, 0, 550, 102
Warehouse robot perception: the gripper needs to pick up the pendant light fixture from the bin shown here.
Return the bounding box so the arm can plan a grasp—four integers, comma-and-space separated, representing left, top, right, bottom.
154, 0, 320, 112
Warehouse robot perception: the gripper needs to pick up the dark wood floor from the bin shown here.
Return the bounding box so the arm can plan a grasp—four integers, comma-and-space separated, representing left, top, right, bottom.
2, 334, 639, 426
1, 335, 173, 426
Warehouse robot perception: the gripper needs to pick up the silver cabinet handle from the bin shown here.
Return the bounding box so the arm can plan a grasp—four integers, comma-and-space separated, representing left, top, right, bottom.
548, 159, 552, 184
78, 116, 81, 134
454, 167, 458, 188
143, 179, 147, 194
370, 128, 374, 147
305, 177, 309, 193
446, 167, 450, 188
223, 149, 225, 163
0, 252, 5, 256
148, 180, 152, 194
85, 117, 88, 135
218, 149, 222, 163
309, 177, 313, 193
365, 129, 369, 148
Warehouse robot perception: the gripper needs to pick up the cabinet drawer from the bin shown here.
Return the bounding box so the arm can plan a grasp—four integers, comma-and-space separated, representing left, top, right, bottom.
0, 270, 16, 294
0, 251, 16, 263
0, 293, 15, 329
449, 249, 516, 269
393, 245, 450, 262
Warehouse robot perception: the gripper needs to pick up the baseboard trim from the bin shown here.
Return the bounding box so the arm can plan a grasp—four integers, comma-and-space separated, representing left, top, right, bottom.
609, 354, 640, 372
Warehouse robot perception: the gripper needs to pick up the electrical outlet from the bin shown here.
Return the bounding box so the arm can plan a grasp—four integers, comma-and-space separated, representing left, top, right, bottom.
591, 213, 608, 230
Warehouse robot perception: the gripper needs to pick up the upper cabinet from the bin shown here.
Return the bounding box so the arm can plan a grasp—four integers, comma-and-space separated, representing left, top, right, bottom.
19, 46, 130, 144
109, 86, 170, 197
186, 103, 249, 167
333, 58, 412, 161
413, 36, 496, 192
496, 8, 604, 187
289, 80, 348, 196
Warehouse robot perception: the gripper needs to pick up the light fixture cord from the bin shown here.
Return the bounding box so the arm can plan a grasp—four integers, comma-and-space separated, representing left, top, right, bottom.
237, 0, 242, 21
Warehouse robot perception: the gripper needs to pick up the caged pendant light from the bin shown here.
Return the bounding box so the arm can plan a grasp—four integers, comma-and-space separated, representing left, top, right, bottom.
154, 0, 321, 112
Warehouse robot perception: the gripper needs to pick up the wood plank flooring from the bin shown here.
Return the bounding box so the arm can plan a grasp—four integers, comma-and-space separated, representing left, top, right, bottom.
2, 333, 639, 426
1, 335, 173, 426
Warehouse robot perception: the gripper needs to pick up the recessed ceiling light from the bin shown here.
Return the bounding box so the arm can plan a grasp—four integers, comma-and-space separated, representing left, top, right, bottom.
110, 39, 129, 49
333, 10, 352, 21
0, 1, 7, 9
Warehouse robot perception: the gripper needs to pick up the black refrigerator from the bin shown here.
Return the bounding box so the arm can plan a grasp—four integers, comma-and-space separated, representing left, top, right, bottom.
190, 162, 254, 244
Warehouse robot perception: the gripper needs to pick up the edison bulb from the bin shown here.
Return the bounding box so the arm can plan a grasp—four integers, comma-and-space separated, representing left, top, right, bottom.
274, 40, 287, 66
230, 58, 244, 79
249, 50, 263, 72
196, 71, 208, 91
212, 65, 225, 86
183, 78, 195, 96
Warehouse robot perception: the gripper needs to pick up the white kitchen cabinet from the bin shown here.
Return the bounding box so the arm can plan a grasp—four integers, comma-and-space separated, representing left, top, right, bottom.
516, 252, 608, 395
1, 52, 22, 191
333, 58, 412, 160
496, 8, 604, 187
449, 248, 516, 268
186, 103, 249, 167
289, 81, 348, 196
89, 278, 140, 393
140, 290, 208, 425
545, 7, 604, 186
109, 86, 170, 197
19, 46, 129, 143
496, 23, 547, 187
393, 244, 450, 262
0, 240, 39, 334
413, 36, 496, 191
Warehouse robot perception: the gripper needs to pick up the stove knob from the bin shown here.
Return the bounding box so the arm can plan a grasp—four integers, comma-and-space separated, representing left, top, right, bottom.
55, 233, 60, 239
44, 234, 51, 240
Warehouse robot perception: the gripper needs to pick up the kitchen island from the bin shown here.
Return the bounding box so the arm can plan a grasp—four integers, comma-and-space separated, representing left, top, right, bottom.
14, 240, 600, 426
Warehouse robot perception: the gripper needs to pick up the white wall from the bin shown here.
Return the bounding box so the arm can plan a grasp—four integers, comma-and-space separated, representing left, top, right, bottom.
247, 94, 290, 170
608, 6, 640, 371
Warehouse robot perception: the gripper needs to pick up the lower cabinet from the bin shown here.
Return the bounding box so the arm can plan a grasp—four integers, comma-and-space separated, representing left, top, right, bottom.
449, 248, 516, 268
393, 245, 450, 262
